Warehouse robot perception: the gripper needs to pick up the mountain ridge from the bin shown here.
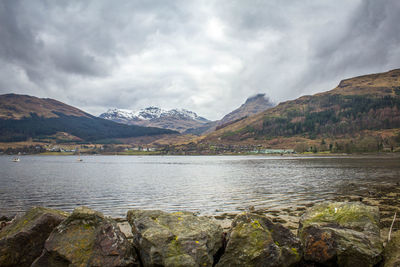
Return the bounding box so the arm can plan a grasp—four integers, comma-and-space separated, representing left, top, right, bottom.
201, 68, 400, 150
217, 93, 275, 127
100, 106, 209, 123
0, 94, 177, 142
184, 93, 275, 135
99, 106, 210, 133
0, 93, 91, 120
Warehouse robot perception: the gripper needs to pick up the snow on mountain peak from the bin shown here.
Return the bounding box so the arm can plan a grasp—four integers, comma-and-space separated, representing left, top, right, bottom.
100, 107, 209, 123
134, 106, 165, 120
100, 108, 137, 120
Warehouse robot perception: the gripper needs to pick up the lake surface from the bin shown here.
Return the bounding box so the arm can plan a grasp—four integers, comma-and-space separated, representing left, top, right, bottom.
1, 155, 399, 217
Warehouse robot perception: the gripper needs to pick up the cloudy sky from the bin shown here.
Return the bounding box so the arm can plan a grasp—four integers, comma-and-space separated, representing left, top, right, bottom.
0, 0, 399, 120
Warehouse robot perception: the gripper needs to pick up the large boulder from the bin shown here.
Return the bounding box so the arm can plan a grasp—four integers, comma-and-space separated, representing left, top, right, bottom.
0, 207, 68, 267
32, 206, 139, 267
383, 230, 400, 267
216, 213, 302, 267
127, 210, 224, 267
298, 201, 383, 266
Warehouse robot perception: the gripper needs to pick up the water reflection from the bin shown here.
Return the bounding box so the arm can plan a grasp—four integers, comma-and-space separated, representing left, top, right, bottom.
0, 155, 399, 217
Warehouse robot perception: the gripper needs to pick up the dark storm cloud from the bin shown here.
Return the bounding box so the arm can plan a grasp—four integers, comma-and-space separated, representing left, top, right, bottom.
0, 1, 46, 83
315, 0, 400, 65
0, 0, 399, 120
296, 0, 400, 95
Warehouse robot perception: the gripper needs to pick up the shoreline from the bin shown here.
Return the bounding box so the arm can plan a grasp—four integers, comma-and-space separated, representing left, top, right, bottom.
2, 181, 399, 243
1, 198, 399, 266
1, 151, 400, 156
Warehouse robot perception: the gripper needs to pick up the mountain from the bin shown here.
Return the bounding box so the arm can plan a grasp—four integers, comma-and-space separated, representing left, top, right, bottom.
99, 107, 210, 133
184, 93, 275, 135
203, 69, 400, 149
0, 94, 177, 142
0, 94, 89, 120
216, 93, 275, 128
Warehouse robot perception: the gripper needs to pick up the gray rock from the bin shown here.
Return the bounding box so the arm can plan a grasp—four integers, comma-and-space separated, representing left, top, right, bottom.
216, 213, 302, 267
127, 210, 224, 267
32, 206, 139, 267
118, 220, 134, 240
0, 207, 68, 267
298, 201, 383, 266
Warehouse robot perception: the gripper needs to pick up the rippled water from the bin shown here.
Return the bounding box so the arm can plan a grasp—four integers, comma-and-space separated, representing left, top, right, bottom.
1, 155, 399, 217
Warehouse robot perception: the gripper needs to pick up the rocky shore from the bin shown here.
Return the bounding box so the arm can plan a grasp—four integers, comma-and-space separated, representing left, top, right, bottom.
211, 181, 400, 245
1, 201, 399, 267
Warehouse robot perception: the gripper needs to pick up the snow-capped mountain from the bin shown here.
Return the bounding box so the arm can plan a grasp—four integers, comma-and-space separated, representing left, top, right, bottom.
99, 107, 210, 133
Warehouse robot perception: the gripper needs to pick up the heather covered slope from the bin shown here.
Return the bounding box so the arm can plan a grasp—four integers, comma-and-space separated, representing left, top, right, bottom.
0, 94, 177, 142
203, 69, 400, 146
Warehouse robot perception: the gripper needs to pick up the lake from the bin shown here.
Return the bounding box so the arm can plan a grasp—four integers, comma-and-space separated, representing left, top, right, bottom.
1, 155, 399, 217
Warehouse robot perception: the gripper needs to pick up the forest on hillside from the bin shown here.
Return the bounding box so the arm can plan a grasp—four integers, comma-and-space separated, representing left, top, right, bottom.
0, 113, 176, 142
220, 95, 400, 141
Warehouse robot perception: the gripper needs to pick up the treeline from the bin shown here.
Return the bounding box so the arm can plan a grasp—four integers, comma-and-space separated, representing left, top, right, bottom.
294, 134, 400, 153
0, 145, 47, 154
259, 95, 400, 138
0, 113, 177, 142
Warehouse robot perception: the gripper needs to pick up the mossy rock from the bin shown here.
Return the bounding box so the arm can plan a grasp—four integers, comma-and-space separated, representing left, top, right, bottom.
298, 201, 383, 266
127, 209, 224, 267
383, 230, 400, 267
216, 213, 302, 267
299, 201, 380, 233
32, 206, 139, 267
0, 206, 68, 267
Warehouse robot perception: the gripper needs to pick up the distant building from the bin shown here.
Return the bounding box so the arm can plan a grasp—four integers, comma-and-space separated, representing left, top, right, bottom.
251, 149, 294, 154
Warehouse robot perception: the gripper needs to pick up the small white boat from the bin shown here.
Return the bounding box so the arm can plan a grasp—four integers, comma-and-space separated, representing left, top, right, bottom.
12, 158, 20, 162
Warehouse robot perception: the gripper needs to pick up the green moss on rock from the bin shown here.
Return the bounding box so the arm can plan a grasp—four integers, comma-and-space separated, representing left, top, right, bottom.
32, 206, 138, 267
299, 202, 379, 232
0, 207, 68, 267
216, 213, 302, 267
298, 201, 383, 266
127, 209, 223, 267
0, 207, 68, 239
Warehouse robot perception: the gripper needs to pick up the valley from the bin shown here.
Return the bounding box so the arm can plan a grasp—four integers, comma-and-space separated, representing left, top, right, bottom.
1, 69, 400, 155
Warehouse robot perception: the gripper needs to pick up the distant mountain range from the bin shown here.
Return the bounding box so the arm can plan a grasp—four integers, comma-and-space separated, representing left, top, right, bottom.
0, 94, 177, 142
99, 107, 209, 133
5, 68, 397, 151
99, 94, 275, 135
203, 69, 400, 150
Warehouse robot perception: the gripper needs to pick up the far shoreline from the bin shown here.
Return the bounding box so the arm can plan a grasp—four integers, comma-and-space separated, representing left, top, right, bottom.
1, 151, 400, 157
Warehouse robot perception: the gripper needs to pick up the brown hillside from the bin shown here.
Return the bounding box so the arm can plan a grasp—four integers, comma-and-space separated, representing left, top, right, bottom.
0, 94, 90, 120
202, 68, 400, 144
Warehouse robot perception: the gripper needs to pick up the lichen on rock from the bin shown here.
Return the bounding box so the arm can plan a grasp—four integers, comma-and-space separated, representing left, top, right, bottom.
127, 209, 224, 267
32, 206, 139, 267
216, 212, 302, 267
298, 201, 383, 266
0, 206, 68, 267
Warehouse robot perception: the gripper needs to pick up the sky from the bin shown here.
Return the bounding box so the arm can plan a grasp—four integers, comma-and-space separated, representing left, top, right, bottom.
0, 0, 399, 120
